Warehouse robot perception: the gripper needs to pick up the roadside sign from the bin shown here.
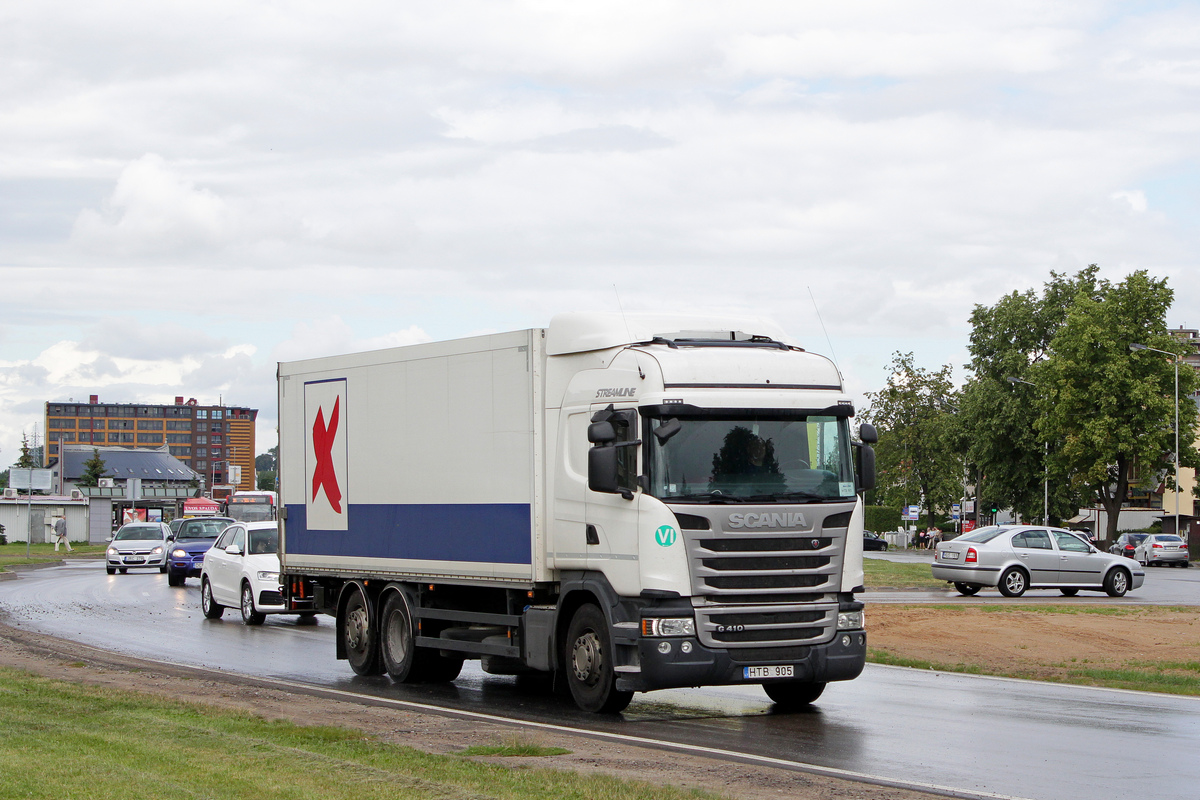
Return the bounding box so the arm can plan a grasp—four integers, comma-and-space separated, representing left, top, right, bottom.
963, 500, 975, 514
951, 503, 961, 520
903, 505, 921, 520
963, 520, 977, 533
9, 469, 53, 491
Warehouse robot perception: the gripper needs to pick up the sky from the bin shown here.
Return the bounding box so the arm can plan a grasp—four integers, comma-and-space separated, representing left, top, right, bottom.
3, 1, 1200, 465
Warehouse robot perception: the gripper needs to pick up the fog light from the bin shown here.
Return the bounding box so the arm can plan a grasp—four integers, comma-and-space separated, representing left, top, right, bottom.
680, 641, 693, 654
841, 634, 851, 647
657, 641, 672, 654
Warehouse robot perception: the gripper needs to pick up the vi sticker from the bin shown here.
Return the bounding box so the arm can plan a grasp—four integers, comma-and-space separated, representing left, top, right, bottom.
654, 525, 678, 547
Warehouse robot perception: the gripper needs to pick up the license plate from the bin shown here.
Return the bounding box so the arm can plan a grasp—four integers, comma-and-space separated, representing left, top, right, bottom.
744, 665, 794, 680
942, 551, 959, 560
125, 557, 144, 564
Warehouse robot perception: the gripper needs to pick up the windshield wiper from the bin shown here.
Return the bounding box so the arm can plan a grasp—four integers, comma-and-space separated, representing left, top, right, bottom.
658, 492, 747, 504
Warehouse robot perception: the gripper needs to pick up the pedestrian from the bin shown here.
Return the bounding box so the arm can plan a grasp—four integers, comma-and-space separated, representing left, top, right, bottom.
53, 517, 73, 552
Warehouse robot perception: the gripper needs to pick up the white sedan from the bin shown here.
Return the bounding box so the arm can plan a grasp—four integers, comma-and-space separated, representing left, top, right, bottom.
199, 521, 309, 625
106, 522, 171, 575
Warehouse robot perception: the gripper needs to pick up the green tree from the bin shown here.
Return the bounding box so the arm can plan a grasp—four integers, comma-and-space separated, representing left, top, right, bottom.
959, 267, 1101, 523
78, 448, 109, 487
1036, 270, 1200, 542
864, 352, 963, 529
256, 470, 276, 491
255, 446, 278, 473
15, 434, 38, 469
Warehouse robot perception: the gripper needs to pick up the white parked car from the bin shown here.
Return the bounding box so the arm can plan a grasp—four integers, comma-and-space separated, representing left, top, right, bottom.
106, 522, 171, 575
199, 521, 310, 625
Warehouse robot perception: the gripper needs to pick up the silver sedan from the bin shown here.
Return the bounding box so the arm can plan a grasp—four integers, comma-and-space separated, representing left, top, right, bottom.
932, 525, 1144, 598
1133, 534, 1190, 568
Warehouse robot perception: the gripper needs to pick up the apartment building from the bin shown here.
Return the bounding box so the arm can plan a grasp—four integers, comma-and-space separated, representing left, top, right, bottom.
44, 395, 258, 494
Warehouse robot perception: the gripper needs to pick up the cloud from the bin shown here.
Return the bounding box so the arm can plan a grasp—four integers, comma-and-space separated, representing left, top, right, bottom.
272, 318, 432, 362
70, 155, 231, 256
80, 317, 230, 361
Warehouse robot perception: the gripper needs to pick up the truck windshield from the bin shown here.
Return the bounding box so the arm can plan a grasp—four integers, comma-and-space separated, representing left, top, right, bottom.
645, 414, 856, 502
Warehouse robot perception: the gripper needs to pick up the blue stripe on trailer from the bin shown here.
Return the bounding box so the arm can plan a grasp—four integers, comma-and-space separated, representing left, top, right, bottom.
284, 503, 532, 564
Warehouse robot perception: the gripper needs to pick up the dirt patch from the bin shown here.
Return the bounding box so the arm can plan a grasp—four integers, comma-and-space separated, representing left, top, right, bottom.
867, 604, 1200, 681
0, 622, 939, 800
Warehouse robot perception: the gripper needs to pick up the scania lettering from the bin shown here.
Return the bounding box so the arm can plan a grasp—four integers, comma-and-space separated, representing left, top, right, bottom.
277, 313, 876, 714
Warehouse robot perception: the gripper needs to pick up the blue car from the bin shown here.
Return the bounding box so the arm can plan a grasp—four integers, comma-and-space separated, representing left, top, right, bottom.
166, 517, 234, 586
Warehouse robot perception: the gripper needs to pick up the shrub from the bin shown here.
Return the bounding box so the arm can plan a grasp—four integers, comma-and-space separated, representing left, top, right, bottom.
865, 506, 901, 532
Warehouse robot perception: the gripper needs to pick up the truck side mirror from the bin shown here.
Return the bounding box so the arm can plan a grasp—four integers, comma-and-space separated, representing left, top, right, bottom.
588, 421, 617, 443
588, 446, 620, 494
856, 445, 876, 493
653, 418, 681, 443
859, 422, 878, 444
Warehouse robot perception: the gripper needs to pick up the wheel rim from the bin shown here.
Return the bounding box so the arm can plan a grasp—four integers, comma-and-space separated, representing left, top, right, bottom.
346, 602, 369, 651
242, 586, 254, 618
1113, 572, 1128, 593
383, 605, 410, 665
1005, 571, 1025, 593
202, 584, 212, 612
571, 630, 603, 686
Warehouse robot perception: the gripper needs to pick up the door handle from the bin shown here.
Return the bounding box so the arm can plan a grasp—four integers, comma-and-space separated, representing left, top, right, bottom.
585, 525, 599, 546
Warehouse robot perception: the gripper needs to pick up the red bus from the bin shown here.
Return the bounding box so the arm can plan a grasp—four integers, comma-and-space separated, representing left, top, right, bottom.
223, 490, 278, 522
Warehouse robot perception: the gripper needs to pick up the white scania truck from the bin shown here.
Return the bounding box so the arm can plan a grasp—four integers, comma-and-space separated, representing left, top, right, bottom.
277, 313, 876, 713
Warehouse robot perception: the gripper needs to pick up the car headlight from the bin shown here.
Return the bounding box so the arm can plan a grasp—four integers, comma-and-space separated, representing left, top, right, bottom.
107, 547, 118, 557
257, 571, 280, 583
171, 549, 187, 558
837, 610, 865, 631
151, 546, 164, 556
640, 617, 696, 637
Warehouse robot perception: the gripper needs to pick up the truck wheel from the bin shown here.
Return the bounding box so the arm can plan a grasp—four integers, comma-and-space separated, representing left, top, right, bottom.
380, 592, 419, 681
201, 578, 224, 619
343, 586, 383, 676
563, 604, 633, 714
380, 592, 463, 683
763, 680, 826, 709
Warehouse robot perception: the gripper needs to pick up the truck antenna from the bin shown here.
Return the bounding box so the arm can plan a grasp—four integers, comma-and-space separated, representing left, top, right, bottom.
613, 285, 634, 343
808, 286, 840, 368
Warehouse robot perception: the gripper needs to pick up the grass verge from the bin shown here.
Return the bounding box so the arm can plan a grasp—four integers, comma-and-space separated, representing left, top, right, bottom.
0, 667, 724, 800
862, 557, 946, 590
0, 543, 105, 569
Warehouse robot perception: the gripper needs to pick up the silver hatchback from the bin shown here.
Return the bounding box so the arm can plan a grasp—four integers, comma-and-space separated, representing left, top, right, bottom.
932, 525, 1144, 598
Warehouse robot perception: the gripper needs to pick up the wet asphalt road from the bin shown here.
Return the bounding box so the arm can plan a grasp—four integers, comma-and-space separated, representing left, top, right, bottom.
2, 559, 1199, 800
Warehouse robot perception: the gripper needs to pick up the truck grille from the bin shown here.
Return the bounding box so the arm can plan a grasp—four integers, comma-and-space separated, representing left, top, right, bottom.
676, 504, 852, 649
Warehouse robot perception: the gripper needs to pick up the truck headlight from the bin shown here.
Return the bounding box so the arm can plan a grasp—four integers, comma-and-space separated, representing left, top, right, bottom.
837, 611, 865, 631
641, 617, 695, 637
257, 571, 280, 583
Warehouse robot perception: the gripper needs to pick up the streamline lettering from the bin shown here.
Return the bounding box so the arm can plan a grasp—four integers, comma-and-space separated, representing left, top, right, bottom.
595, 388, 637, 398
727, 512, 809, 530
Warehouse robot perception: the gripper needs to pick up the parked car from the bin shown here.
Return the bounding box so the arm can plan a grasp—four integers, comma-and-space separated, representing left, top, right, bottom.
106, 522, 171, 575
863, 530, 889, 551
1108, 532, 1148, 558
169, 518, 186, 537
1133, 534, 1190, 567
931, 524, 1143, 598
166, 516, 235, 586
200, 521, 311, 625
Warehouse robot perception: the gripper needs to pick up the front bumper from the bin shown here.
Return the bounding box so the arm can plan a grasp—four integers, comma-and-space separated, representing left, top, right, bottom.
107, 553, 167, 568
167, 554, 207, 576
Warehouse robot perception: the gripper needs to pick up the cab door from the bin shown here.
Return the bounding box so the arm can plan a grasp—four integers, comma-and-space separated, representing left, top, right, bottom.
584, 404, 641, 596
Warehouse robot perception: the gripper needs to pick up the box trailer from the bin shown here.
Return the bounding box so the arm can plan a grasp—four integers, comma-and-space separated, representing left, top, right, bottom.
276, 312, 875, 712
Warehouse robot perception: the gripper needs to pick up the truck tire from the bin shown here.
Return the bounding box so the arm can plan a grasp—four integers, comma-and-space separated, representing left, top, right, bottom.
763, 680, 826, 709
381, 592, 464, 683
563, 604, 633, 714
343, 585, 383, 675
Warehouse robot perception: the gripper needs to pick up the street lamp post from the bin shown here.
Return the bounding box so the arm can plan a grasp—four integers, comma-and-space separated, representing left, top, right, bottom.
1129, 343, 1181, 541
1006, 376, 1049, 525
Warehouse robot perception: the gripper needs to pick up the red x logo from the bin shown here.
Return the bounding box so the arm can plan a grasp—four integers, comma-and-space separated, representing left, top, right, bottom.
311, 396, 342, 514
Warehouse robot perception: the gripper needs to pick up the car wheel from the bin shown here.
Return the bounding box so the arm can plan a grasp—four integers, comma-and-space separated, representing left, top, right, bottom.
1183, 561, 1191, 569
882, 544, 889, 551
1104, 568, 1130, 598
997, 567, 1028, 597
564, 604, 633, 714
241, 582, 266, 626
201, 578, 224, 619
1060, 588, 1079, 597
343, 585, 384, 676
106, 566, 115, 575
763, 680, 826, 709
167, 571, 185, 587
953, 582, 981, 596
118, 568, 127, 574
159, 564, 168, 574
